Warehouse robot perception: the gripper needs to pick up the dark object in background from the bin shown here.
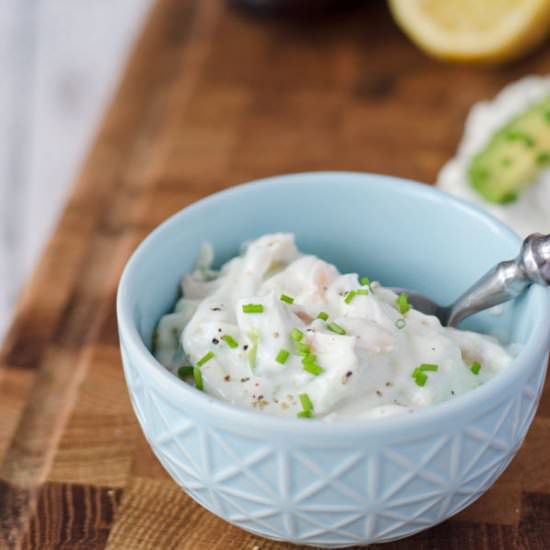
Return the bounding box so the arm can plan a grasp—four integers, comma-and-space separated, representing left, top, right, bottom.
227, 0, 363, 18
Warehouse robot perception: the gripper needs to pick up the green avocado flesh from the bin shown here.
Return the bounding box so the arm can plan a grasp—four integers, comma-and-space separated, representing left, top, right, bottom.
468, 94, 550, 204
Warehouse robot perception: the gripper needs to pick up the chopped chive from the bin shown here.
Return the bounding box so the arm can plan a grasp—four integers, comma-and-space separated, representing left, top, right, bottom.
299, 393, 313, 412
248, 331, 259, 370
327, 322, 346, 335
411, 363, 438, 386
197, 351, 215, 366
280, 294, 294, 305
276, 349, 290, 364
344, 290, 357, 304
470, 361, 481, 375
414, 371, 427, 387
297, 393, 314, 418
360, 277, 370, 286
290, 328, 304, 342
317, 311, 329, 321
395, 318, 406, 330
537, 151, 550, 165
177, 365, 194, 378
419, 363, 439, 372
222, 334, 239, 348
303, 362, 323, 376
355, 289, 369, 296
295, 342, 311, 355
302, 354, 318, 365
193, 366, 204, 390
396, 292, 410, 315
242, 304, 264, 314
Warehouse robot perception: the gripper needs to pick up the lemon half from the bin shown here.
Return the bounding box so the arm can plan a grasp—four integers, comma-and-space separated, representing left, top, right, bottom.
388, 0, 550, 63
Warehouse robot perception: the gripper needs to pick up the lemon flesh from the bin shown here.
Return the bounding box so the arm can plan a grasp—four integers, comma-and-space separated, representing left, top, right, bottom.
389, 0, 550, 63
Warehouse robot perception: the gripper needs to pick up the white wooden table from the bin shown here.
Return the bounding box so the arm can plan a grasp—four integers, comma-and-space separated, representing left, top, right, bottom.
0, 0, 153, 340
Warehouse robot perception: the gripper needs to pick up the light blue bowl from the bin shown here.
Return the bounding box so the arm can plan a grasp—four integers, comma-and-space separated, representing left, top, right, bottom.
117, 172, 550, 547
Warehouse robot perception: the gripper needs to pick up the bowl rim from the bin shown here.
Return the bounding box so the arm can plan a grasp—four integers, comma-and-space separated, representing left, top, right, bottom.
117, 171, 550, 436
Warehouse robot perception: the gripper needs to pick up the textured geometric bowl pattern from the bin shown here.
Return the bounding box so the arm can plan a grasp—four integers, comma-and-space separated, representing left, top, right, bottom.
117, 173, 550, 547
121, 341, 548, 547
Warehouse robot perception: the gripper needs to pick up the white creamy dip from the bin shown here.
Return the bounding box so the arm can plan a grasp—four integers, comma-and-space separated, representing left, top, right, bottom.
437, 76, 550, 237
155, 234, 513, 420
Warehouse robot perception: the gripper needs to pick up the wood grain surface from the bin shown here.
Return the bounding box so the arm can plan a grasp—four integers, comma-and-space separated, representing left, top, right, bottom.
1, 0, 550, 548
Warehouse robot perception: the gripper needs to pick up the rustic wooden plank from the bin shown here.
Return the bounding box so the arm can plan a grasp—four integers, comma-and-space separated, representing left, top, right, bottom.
0, 370, 35, 464
105, 477, 305, 550
0, 347, 86, 547
0, 0, 214, 546
45, 346, 139, 489
517, 492, 550, 550
20, 483, 122, 550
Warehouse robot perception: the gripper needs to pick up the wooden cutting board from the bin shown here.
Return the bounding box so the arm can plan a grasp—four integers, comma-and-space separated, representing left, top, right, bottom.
1, 0, 550, 548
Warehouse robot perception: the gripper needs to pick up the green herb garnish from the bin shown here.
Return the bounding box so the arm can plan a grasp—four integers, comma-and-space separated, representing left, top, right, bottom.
197, 351, 214, 366
414, 371, 427, 387
470, 361, 481, 375
396, 292, 410, 315
177, 366, 194, 378
297, 393, 314, 418
280, 294, 294, 305
242, 304, 264, 314
344, 290, 357, 304
295, 342, 311, 355
411, 363, 438, 386
290, 328, 304, 342
317, 311, 329, 321
276, 349, 290, 364
299, 392, 313, 411
248, 330, 260, 370
344, 288, 369, 304
303, 362, 323, 376
419, 363, 438, 372
193, 366, 204, 390
327, 322, 346, 335
222, 335, 239, 349
360, 277, 370, 286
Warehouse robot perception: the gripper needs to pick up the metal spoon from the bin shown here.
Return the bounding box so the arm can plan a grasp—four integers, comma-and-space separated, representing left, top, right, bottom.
393, 233, 550, 328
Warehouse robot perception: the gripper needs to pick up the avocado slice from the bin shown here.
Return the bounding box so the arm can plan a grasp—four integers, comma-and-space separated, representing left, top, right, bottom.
468, 94, 550, 204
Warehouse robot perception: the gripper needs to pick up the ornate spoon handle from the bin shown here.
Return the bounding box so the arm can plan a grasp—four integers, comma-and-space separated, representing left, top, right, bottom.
446, 233, 550, 327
